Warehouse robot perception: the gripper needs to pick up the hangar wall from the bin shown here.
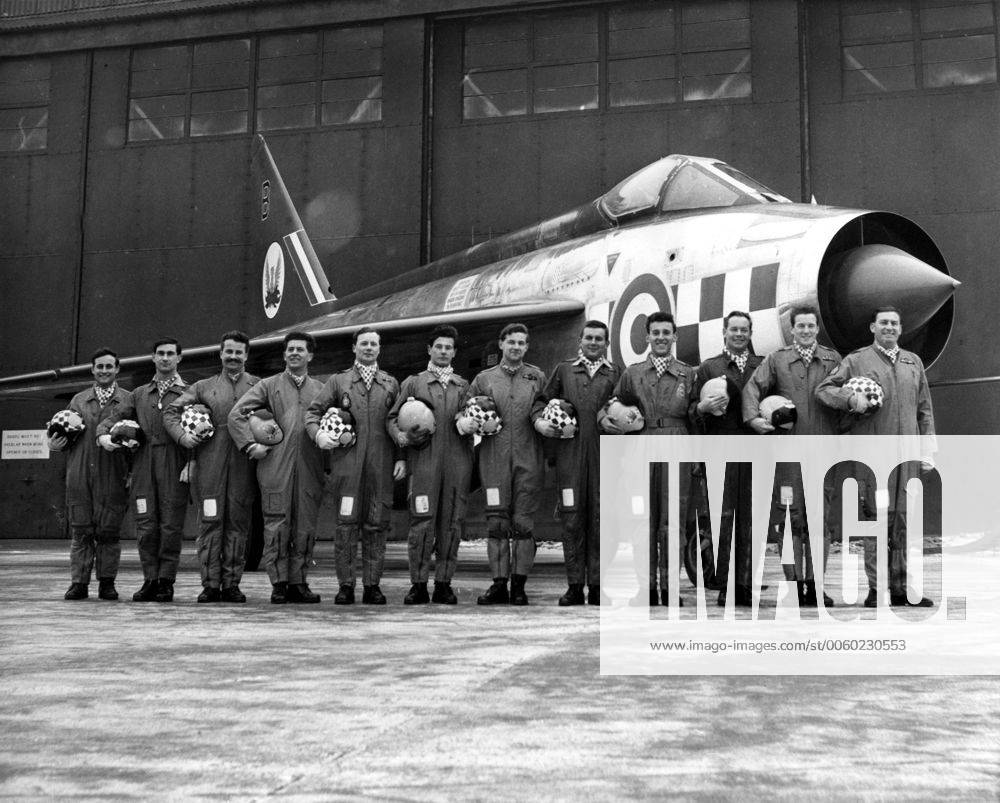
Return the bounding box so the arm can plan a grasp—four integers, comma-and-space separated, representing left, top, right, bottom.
1, 0, 997, 539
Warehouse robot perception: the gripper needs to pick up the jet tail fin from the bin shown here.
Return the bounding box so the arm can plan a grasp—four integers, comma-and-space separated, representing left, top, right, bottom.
252, 134, 336, 307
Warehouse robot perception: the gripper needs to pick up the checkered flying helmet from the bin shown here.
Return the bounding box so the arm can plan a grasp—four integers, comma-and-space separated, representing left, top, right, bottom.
47, 410, 85, 447
844, 376, 884, 410
542, 398, 578, 439
180, 404, 215, 441
318, 406, 356, 448
109, 419, 144, 450
760, 395, 797, 430
397, 397, 436, 449
243, 407, 284, 446
464, 395, 502, 436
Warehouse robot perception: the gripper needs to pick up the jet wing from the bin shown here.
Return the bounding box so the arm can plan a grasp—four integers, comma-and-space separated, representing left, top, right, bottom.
0, 298, 585, 402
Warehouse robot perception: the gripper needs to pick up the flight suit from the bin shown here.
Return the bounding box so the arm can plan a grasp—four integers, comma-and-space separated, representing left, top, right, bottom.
98, 377, 189, 583
607, 355, 695, 596
305, 366, 399, 588
387, 370, 473, 585
816, 345, 936, 596
62, 385, 132, 585
228, 372, 324, 586
692, 352, 763, 595
164, 371, 259, 592
742, 345, 842, 585
467, 363, 547, 578
532, 357, 619, 587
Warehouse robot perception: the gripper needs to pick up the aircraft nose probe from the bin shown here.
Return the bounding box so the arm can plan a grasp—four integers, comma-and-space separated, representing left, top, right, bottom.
824, 244, 959, 350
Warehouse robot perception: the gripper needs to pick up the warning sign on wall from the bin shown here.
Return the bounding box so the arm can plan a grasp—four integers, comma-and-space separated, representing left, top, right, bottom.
2, 430, 49, 460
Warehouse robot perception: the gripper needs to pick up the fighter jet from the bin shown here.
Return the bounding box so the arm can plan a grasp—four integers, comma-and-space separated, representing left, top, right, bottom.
0, 134, 959, 396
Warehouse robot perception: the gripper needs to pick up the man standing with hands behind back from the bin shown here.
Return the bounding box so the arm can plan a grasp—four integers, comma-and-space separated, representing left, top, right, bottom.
164, 330, 258, 603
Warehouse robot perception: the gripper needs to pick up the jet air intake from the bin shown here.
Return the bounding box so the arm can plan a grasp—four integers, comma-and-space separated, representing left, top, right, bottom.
817, 212, 957, 367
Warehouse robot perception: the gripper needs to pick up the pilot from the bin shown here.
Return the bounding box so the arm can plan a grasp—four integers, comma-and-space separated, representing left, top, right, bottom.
816, 305, 936, 608
386, 325, 473, 605
97, 338, 189, 603
51, 348, 132, 602
467, 323, 547, 606
533, 320, 619, 606
692, 311, 763, 608
600, 311, 695, 606
742, 305, 841, 607
164, 330, 258, 603
228, 331, 324, 604
305, 327, 405, 606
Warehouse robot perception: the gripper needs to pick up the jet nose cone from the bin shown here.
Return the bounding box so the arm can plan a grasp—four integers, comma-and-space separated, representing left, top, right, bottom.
828, 244, 958, 343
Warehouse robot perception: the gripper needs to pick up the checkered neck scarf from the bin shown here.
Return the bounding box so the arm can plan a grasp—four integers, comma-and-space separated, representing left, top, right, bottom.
285, 370, 306, 389
156, 376, 178, 401
356, 362, 378, 390
724, 349, 750, 373
577, 351, 603, 378
651, 356, 670, 377
876, 344, 900, 364
427, 362, 454, 384
795, 344, 816, 365
94, 382, 117, 408
500, 361, 520, 376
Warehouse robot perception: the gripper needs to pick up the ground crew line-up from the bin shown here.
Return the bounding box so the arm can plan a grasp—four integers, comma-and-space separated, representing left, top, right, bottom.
49, 310, 937, 610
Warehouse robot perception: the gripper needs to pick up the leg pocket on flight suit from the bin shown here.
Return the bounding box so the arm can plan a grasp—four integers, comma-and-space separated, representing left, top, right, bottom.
134, 496, 152, 520
98, 501, 127, 532
201, 496, 221, 522
408, 477, 432, 520
262, 491, 286, 517
69, 503, 92, 527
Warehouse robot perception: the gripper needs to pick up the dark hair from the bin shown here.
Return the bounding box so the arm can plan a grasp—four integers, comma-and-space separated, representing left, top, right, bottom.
723, 311, 752, 329
283, 331, 316, 353
353, 327, 380, 345
645, 311, 675, 334
789, 306, 819, 327
91, 348, 119, 367
580, 320, 609, 338
220, 330, 250, 350
152, 337, 181, 355
870, 305, 902, 324
427, 325, 459, 347
499, 322, 529, 341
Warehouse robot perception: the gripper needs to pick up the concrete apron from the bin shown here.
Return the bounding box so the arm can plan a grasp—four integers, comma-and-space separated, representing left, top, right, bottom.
0, 540, 997, 799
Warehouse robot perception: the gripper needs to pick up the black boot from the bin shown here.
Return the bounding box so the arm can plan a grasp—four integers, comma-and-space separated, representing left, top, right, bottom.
796, 581, 808, 607
802, 580, 819, 607
362, 585, 387, 605
64, 582, 88, 601
588, 584, 606, 606
133, 579, 157, 602
334, 584, 355, 605
221, 585, 246, 603
404, 582, 430, 605
270, 581, 288, 604
558, 584, 585, 606
660, 588, 683, 607
477, 578, 509, 605
198, 587, 221, 603
733, 584, 753, 607
432, 582, 458, 604
97, 579, 118, 601
154, 578, 174, 603
287, 583, 321, 604
510, 574, 529, 606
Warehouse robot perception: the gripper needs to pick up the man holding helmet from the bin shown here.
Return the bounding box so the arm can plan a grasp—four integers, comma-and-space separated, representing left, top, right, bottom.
533, 320, 619, 606
50, 348, 131, 601
387, 325, 473, 605
164, 330, 258, 603
306, 327, 404, 606
742, 306, 842, 607
228, 331, 324, 604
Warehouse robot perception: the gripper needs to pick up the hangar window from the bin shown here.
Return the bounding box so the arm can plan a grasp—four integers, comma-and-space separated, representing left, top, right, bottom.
0, 58, 49, 152
257, 25, 383, 131
464, 2, 751, 120
841, 1, 997, 94
128, 39, 251, 141
463, 10, 599, 118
